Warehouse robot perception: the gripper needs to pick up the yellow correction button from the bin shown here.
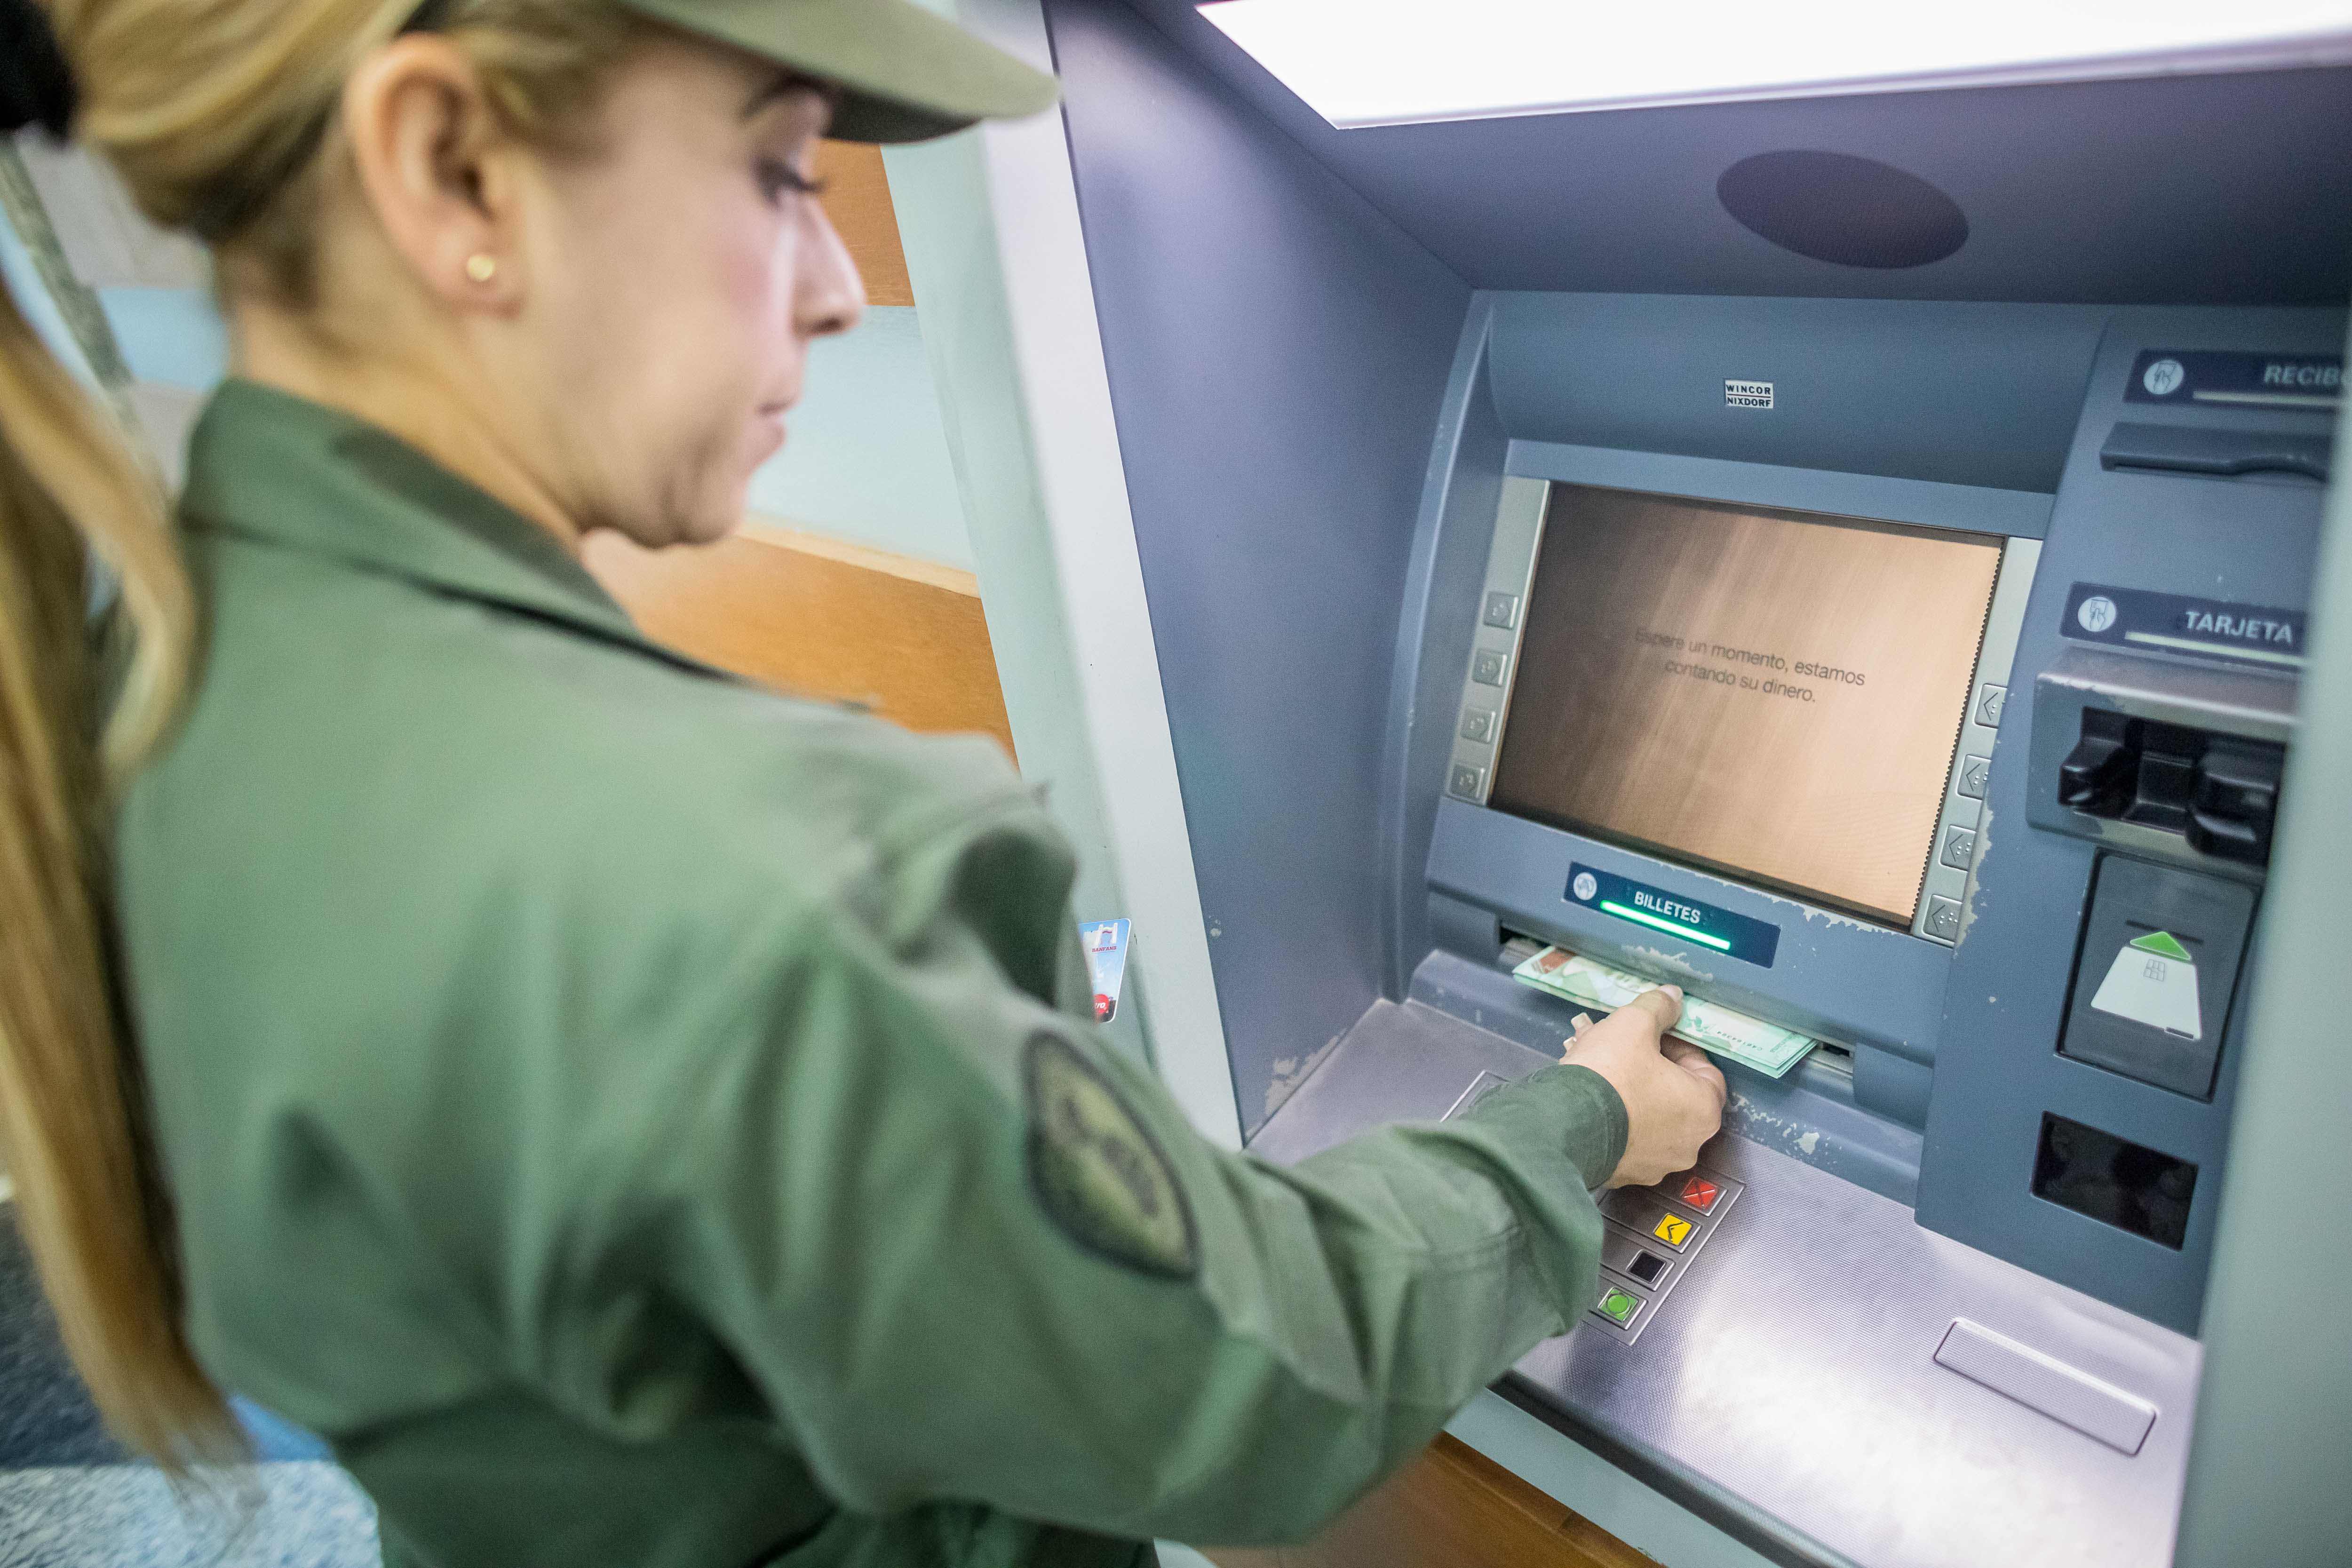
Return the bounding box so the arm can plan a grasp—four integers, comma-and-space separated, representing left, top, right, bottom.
1651, 1213, 1694, 1249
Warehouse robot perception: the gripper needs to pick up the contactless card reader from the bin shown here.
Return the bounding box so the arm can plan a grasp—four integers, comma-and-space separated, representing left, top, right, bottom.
2060, 856, 2255, 1100
2090, 931, 2202, 1041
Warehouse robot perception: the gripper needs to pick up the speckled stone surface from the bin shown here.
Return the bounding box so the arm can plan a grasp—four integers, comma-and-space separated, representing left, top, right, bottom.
0, 1463, 380, 1567
2, 1205, 378, 1565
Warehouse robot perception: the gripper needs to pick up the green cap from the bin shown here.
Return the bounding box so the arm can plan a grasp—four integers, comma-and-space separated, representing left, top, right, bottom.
615, 0, 1059, 143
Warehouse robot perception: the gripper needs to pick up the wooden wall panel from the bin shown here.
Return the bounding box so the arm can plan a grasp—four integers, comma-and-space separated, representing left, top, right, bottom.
815, 141, 913, 307
585, 524, 1013, 759
1200, 1435, 1655, 1568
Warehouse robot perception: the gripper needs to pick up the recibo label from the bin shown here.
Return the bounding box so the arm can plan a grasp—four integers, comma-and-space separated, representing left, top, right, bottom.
1567, 863, 1780, 968
2263, 362, 2340, 389
2125, 348, 2342, 411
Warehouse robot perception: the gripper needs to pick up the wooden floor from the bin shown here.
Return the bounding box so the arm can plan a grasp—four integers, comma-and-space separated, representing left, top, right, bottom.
1201, 1435, 1656, 1568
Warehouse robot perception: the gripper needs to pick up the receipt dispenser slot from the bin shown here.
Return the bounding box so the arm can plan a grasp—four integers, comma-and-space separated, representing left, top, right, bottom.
2059, 855, 2255, 1099
2099, 421, 2332, 484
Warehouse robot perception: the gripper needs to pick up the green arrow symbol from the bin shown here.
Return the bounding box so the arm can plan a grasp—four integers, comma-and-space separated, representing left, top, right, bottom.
2130, 931, 2193, 962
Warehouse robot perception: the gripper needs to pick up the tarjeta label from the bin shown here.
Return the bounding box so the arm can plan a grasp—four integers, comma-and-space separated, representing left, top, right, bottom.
2062, 583, 2304, 671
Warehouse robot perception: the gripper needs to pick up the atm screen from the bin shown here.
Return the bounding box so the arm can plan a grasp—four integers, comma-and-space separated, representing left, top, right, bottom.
1489, 484, 2002, 926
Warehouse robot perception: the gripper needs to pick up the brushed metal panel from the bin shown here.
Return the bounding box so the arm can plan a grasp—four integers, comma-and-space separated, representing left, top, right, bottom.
1253, 997, 2200, 1568
1934, 1318, 2159, 1456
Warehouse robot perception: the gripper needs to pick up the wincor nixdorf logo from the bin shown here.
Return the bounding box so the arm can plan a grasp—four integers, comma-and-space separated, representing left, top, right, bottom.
1724, 380, 1773, 409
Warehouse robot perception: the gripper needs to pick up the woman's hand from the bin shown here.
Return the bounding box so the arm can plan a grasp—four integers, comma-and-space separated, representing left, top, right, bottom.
1559, 987, 1727, 1189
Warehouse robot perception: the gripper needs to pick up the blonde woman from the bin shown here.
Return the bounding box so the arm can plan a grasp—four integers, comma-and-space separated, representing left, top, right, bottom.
0, 0, 1728, 1563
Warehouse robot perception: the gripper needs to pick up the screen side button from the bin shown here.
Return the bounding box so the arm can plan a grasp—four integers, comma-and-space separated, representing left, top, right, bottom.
1472, 649, 1510, 686
1976, 684, 2008, 727
1461, 708, 1498, 742
1926, 895, 1963, 941
1483, 591, 1521, 630
1449, 763, 1487, 800
1958, 754, 1991, 799
1940, 827, 1979, 870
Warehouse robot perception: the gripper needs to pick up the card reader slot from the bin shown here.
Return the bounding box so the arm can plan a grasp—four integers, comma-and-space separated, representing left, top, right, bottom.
2054, 710, 2282, 866
2099, 422, 2331, 483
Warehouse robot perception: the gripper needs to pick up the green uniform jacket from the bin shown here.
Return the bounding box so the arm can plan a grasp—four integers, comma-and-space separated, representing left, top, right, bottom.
116, 382, 1628, 1568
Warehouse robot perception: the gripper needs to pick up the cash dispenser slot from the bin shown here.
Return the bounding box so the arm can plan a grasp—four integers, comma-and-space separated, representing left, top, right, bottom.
1494, 930, 1857, 1077
2099, 421, 2332, 483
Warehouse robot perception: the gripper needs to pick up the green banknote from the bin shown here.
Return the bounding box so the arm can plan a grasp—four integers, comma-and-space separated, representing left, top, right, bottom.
1511, 947, 1819, 1079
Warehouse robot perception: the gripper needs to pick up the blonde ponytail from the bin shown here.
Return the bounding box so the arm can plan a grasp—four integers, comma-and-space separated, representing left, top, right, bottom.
0, 217, 219, 1463
2, 0, 649, 1472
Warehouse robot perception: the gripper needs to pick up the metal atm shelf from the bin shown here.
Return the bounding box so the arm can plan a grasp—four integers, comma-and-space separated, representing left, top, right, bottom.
1248, 997, 2200, 1568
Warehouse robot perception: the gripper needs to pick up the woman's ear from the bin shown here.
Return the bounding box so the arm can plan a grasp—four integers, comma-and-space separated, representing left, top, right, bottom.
338, 35, 525, 309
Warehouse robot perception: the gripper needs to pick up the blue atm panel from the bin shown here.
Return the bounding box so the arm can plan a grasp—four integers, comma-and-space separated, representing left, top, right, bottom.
1044, 4, 2348, 1563
1284, 298, 2331, 1568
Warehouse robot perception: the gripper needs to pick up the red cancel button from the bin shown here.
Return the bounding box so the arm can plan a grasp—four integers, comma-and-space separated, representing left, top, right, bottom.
1677, 1175, 1722, 1213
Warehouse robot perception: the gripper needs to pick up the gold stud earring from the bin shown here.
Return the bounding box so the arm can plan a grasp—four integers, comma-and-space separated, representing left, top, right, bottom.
464, 253, 498, 283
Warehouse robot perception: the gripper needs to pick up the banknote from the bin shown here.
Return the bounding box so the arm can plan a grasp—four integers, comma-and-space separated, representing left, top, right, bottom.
1511, 946, 1819, 1079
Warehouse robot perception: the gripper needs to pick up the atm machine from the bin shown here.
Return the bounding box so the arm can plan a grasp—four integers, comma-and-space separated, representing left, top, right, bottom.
891, 5, 2352, 1565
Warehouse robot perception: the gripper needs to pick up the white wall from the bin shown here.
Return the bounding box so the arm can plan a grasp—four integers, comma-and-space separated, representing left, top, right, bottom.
747, 306, 977, 571
2, 156, 978, 572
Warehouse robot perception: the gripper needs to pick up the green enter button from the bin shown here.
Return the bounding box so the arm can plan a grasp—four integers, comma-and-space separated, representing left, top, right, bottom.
1597, 1288, 1642, 1327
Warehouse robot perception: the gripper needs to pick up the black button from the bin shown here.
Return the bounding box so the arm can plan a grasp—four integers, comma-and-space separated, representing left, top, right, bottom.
1627, 1250, 1668, 1283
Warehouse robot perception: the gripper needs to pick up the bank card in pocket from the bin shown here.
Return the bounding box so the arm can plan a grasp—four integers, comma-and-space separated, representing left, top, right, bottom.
1081, 918, 1131, 1024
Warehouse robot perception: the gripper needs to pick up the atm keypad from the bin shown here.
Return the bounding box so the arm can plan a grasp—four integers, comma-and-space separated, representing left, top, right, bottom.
1585, 1163, 1744, 1345
1435, 1071, 1741, 1345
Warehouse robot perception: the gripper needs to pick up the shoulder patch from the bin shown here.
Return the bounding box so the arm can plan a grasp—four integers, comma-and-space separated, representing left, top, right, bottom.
1024, 1031, 1199, 1280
